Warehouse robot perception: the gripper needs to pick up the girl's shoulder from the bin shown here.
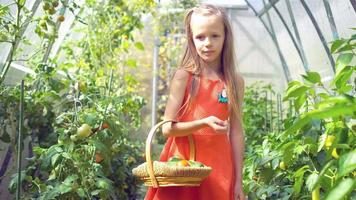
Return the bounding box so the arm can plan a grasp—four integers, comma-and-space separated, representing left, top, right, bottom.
172, 68, 192, 82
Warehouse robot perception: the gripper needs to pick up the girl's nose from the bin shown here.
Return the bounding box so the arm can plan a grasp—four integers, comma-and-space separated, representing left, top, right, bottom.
204, 37, 212, 46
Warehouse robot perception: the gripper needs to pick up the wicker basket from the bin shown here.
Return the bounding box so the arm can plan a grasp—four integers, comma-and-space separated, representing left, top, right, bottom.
132, 120, 212, 188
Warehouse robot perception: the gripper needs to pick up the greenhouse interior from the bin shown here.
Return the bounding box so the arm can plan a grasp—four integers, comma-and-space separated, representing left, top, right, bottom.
0, 0, 355, 199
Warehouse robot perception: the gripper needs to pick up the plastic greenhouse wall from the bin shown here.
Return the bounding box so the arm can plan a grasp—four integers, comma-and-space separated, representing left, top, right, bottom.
232, 0, 355, 92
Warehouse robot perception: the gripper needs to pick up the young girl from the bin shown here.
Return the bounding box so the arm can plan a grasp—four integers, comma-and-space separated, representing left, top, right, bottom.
145, 4, 246, 200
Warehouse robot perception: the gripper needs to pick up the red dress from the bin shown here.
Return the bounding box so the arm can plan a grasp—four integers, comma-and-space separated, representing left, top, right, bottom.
145, 74, 236, 200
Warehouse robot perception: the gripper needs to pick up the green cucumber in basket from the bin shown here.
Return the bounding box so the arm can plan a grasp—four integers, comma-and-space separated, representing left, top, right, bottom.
188, 160, 205, 167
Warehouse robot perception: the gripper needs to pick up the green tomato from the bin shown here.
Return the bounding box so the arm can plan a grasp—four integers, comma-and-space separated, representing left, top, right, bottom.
48, 8, 56, 15
42, 15, 49, 20
70, 135, 78, 141
77, 124, 92, 138
52, 1, 59, 7
78, 81, 87, 92
39, 20, 47, 28
279, 161, 286, 170
42, 3, 51, 10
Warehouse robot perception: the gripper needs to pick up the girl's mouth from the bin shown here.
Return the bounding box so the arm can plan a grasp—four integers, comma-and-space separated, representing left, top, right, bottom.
203, 50, 214, 55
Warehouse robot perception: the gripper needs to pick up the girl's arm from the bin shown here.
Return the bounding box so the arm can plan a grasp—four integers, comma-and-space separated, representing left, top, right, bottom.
230, 73, 245, 191
162, 69, 227, 137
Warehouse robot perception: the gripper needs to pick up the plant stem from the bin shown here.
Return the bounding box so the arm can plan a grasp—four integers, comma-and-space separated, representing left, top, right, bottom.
0, 0, 23, 85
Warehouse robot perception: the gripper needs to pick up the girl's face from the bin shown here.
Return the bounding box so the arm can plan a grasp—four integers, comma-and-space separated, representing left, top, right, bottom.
190, 14, 225, 67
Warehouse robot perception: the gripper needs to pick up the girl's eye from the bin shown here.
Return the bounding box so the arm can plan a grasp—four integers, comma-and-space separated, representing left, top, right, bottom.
196, 36, 204, 40
213, 34, 220, 38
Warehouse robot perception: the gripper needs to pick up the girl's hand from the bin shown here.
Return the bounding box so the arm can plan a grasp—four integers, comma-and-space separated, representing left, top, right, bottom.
203, 116, 228, 134
234, 184, 246, 200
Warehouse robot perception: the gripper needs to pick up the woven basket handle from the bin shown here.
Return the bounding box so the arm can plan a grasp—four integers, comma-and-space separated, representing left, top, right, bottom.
145, 120, 195, 188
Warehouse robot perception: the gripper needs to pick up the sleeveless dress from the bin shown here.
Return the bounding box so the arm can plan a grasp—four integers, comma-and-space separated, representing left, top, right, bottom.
145, 73, 236, 200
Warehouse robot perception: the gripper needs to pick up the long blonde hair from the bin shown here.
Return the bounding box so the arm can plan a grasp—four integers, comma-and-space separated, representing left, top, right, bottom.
178, 4, 240, 120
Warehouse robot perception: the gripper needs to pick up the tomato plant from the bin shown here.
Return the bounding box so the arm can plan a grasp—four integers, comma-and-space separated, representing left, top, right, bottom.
3, 0, 155, 199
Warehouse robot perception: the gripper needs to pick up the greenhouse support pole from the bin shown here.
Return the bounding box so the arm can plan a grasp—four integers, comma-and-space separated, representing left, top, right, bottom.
265, 91, 268, 131
16, 80, 24, 200
286, 0, 309, 71
257, 0, 279, 17
263, 0, 291, 82
151, 0, 161, 127
271, 3, 309, 72
300, 0, 335, 73
322, 0, 339, 40
351, 0, 356, 12
151, 37, 159, 127
270, 91, 273, 132
276, 93, 280, 132
245, 0, 291, 83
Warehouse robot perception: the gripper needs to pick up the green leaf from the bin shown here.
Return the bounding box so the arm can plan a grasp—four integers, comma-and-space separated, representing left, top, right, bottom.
325, 178, 356, 200
334, 144, 351, 149
333, 66, 354, 90
259, 167, 274, 184
32, 146, 45, 155
63, 174, 78, 185
95, 178, 113, 190
293, 165, 309, 196
43, 186, 61, 199
336, 53, 353, 69
306, 172, 319, 191
40, 146, 62, 169
287, 80, 302, 88
302, 71, 321, 84
335, 44, 353, 53
294, 94, 307, 112
316, 95, 354, 107
134, 42, 144, 51
77, 188, 86, 197
121, 40, 130, 50
48, 170, 56, 181
91, 189, 102, 196
284, 84, 309, 100
58, 183, 72, 194
90, 139, 109, 155
337, 149, 356, 179
331, 39, 346, 53
317, 93, 330, 100
318, 134, 327, 152
306, 160, 334, 193
8, 171, 26, 193
281, 141, 296, 165
125, 59, 137, 68
0, 131, 11, 143
61, 152, 72, 159
351, 33, 356, 40
337, 84, 353, 94
283, 104, 356, 136
319, 160, 335, 177
51, 153, 61, 167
